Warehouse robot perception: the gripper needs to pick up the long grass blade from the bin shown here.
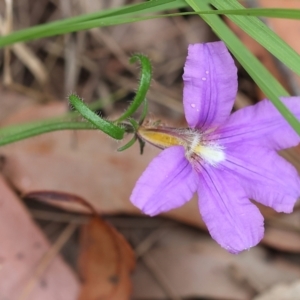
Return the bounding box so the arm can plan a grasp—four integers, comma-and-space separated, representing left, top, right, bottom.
209, 0, 300, 78
0, 0, 186, 47
186, 0, 300, 135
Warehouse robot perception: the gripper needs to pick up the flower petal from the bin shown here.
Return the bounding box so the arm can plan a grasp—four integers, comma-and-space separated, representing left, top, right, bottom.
222, 143, 300, 213
183, 42, 237, 130
130, 146, 198, 216
198, 166, 264, 254
214, 97, 300, 150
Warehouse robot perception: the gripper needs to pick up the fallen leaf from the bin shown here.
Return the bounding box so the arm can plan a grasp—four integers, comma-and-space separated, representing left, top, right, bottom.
0, 87, 34, 122
24, 190, 98, 214
262, 210, 300, 253
0, 174, 79, 300
24, 190, 136, 299
78, 217, 135, 300
253, 280, 300, 300
131, 225, 300, 299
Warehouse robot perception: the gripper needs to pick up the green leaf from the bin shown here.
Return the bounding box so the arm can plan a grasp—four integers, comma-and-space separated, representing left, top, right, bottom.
116, 55, 152, 122
0, 120, 96, 146
117, 136, 137, 152
184, 8, 300, 19
0, 0, 187, 47
69, 94, 125, 140
209, 0, 300, 79
185, 0, 300, 135
0, 91, 126, 146
139, 98, 149, 125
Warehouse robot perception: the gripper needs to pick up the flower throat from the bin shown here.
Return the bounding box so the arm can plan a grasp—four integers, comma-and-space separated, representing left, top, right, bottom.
137, 125, 225, 166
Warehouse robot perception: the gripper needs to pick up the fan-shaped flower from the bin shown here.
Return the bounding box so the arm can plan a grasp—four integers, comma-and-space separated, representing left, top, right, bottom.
130, 41, 300, 253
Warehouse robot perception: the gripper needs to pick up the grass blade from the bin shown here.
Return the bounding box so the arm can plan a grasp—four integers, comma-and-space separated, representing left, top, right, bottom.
209, 0, 300, 78
186, 0, 300, 135
0, 0, 187, 47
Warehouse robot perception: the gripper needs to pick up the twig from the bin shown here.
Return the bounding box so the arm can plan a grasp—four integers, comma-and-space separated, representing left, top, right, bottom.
142, 255, 182, 300
3, 0, 13, 86
133, 226, 181, 300
30, 208, 89, 224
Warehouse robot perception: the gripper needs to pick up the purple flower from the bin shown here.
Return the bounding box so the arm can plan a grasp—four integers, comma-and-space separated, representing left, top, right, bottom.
130, 41, 300, 253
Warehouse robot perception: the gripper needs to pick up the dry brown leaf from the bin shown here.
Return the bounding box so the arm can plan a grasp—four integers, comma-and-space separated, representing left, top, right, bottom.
0, 174, 79, 300
262, 209, 300, 253
24, 190, 98, 214
0, 87, 34, 122
254, 280, 300, 300
263, 226, 300, 253
78, 217, 135, 300
132, 226, 300, 299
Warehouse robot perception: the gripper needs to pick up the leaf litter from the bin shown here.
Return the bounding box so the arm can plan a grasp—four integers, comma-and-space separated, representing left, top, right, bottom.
0, 174, 79, 300
1, 0, 300, 299
78, 216, 135, 300
25, 190, 135, 300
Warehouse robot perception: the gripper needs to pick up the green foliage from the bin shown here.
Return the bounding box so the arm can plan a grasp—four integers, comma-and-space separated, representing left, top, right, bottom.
116, 55, 152, 123
0, 53, 152, 145
208, 1, 300, 79
0, 0, 300, 145
186, 0, 300, 135
0, 118, 96, 146
0, 0, 186, 47
69, 94, 125, 140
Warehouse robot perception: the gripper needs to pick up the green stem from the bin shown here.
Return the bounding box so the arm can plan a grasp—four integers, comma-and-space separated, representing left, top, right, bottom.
69, 94, 125, 140
116, 55, 152, 123
0, 121, 96, 146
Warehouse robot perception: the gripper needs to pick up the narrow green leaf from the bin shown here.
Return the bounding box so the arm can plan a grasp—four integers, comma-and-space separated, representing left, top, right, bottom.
116, 55, 152, 122
0, 91, 127, 146
117, 136, 137, 152
0, 0, 187, 48
183, 8, 300, 19
186, 0, 300, 135
128, 118, 140, 131
0, 120, 96, 146
139, 98, 149, 125
69, 94, 125, 139
209, 0, 300, 78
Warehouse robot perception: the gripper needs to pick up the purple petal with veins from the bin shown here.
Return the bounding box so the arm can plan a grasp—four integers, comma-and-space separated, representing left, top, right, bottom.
223, 143, 300, 213
197, 166, 264, 254
212, 97, 300, 150
131, 146, 198, 216
130, 41, 300, 253
183, 42, 237, 130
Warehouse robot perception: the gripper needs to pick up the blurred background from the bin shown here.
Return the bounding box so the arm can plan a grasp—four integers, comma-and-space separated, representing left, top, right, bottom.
0, 0, 300, 299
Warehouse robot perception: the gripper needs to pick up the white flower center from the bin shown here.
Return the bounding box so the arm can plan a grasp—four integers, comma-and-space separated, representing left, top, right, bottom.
187, 134, 225, 166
